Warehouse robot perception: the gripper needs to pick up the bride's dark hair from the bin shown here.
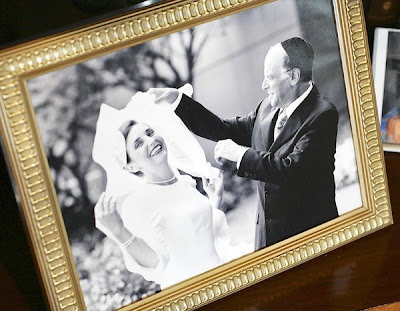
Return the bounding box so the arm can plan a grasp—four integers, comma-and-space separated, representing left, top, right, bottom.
119, 120, 144, 177
119, 120, 137, 140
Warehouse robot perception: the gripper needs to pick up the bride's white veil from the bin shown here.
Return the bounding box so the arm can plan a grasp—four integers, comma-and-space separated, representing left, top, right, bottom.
92, 84, 220, 197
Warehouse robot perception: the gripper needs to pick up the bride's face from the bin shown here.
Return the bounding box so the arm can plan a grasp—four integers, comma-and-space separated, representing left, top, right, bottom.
125, 123, 168, 171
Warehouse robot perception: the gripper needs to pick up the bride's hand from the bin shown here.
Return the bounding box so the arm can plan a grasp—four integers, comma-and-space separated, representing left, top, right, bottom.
202, 171, 224, 209
94, 193, 125, 241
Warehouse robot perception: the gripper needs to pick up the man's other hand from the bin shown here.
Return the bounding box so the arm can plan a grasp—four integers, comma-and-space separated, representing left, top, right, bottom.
147, 87, 180, 105
214, 139, 248, 165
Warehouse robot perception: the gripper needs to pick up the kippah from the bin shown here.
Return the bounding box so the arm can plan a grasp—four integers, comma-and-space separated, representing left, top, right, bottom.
280, 37, 314, 80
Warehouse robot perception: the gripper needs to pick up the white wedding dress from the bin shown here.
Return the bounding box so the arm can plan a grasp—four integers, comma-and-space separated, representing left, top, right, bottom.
92, 85, 248, 288
119, 174, 232, 288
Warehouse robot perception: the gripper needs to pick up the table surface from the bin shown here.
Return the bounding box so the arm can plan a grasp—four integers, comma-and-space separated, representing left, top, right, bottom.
196, 153, 400, 311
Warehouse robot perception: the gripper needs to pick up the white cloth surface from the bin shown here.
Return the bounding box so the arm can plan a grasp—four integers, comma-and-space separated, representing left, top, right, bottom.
119, 174, 235, 288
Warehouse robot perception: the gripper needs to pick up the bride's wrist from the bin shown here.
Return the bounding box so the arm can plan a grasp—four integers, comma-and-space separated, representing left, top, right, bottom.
113, 227, 132, 244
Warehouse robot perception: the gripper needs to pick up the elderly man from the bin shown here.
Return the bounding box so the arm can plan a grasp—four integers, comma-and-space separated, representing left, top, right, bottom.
150, 37, 339, 250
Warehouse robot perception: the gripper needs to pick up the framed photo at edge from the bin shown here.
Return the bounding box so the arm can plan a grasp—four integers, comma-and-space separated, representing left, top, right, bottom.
0, 0, 393, 310
373, 27, 400, 152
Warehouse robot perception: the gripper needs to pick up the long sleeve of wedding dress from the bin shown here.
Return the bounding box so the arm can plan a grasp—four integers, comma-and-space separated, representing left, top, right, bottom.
118, 193, 170, 283
117, 176, 225, 288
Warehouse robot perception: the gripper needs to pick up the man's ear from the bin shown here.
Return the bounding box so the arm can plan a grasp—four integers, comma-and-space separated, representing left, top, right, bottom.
123, 161, 141, 174
290, 68, 301, 85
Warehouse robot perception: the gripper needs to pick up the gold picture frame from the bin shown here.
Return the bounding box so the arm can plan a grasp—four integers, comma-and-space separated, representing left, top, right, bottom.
0, 0, 393, 310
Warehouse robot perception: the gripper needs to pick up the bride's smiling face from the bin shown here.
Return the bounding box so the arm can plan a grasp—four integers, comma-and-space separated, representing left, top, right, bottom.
124, 123, 168, 171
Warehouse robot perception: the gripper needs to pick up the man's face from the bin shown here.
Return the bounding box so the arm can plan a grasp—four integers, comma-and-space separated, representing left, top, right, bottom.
262, 44, 293, 108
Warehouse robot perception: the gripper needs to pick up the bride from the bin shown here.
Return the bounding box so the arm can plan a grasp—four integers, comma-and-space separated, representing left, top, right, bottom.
92, 86, 245, 289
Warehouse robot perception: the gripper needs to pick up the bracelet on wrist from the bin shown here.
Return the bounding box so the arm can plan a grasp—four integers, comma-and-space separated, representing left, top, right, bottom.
122, 235, 136, 248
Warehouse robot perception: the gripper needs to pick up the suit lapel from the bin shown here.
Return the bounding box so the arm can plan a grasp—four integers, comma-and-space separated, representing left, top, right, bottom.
269, 87, 319, 152
261, 107, 279, 151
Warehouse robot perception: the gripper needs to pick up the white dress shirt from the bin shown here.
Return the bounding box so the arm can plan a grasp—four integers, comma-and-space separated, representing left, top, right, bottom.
273, 82, 313, 140
236, 82, 314, 169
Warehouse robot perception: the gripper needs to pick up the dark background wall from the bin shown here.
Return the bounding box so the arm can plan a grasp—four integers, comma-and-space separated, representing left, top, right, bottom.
0, 0, 161, 49
1, 0, 400, 310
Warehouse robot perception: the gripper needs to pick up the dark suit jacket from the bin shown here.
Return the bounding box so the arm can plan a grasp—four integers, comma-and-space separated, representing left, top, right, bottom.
176, 86, 339, 250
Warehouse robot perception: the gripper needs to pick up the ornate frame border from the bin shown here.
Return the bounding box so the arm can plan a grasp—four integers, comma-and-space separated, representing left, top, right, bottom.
0, 0, 392, 310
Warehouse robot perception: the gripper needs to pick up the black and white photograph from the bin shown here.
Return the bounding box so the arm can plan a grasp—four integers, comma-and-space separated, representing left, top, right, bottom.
373, 27, 400, 152
27, 0, 362, 310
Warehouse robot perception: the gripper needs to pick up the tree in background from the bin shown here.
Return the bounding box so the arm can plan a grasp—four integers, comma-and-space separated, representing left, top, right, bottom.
103, 28, 208, 92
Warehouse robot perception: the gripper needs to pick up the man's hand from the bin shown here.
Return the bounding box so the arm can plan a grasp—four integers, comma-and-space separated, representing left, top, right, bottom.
214, 139, 248, 165
147, 87, 180, 105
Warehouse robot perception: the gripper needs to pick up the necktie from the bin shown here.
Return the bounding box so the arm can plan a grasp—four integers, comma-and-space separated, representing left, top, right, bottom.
274, 109, 288, 139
